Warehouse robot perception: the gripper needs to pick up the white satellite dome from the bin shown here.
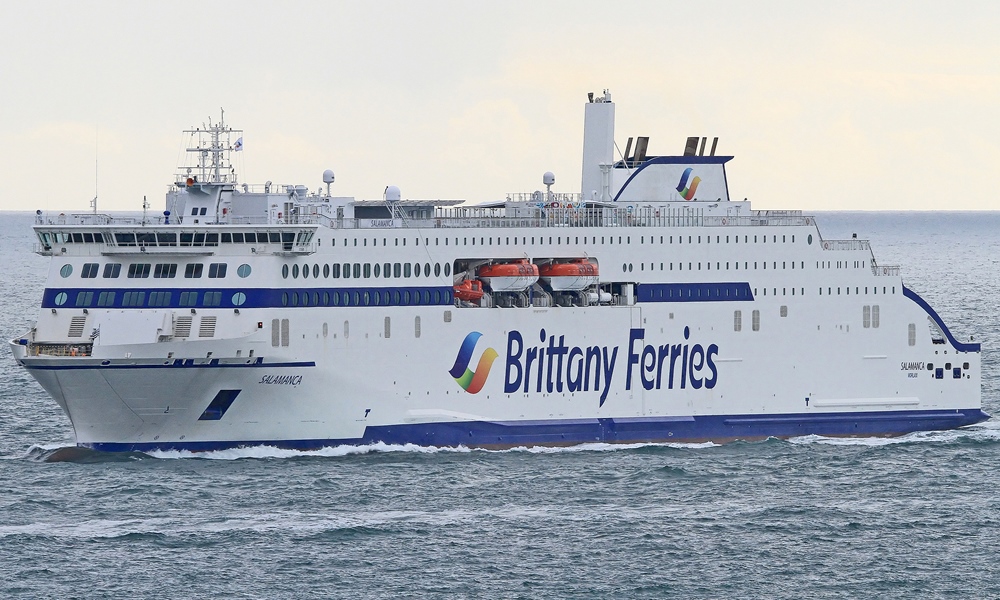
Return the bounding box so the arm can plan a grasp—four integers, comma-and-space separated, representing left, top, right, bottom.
322, 169, 335, 184
385, 185, 401, 202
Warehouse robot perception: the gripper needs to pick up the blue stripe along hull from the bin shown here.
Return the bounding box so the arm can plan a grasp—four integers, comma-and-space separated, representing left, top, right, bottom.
86, 408, 990, 453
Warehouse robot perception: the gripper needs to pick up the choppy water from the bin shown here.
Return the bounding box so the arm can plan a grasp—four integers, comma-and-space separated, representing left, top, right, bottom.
2, 211, 1000, 598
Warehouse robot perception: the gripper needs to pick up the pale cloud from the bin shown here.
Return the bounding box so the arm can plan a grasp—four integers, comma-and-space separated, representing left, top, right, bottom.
1, 1, 998, 212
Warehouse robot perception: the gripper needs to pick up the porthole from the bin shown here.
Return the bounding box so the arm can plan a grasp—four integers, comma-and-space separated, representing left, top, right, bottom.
403, 290, 411, 304
60, 264, 73, 278
342, 291, 350, 306
291, 293, 299, 306
312, 292, 319, 305
622, 263, 627, 272
292, 264, 300, 278
353, 291, 360, 305
444, 263, 451, 276
323, 264, 330, 278
313, 264, 319, 278
332, 293, 340, 306
237, 264, 252, 278
322, 291, 329, 305
231, 292, 247, 306
383, 291, 390, 305
423, 290, 430, 304
434, 263, 441, 277
54, 292, 68, 305
302, 264, 309, 279
301, 292, 309, 306
282, 264, 289, 279
374, 263, 381, 278
374, 292, 381, 305
433, 290, 441, 304
281, 292, 289, 306
425, 263, 431, 277
364, 291, 370, 305
807, 234, 813, 245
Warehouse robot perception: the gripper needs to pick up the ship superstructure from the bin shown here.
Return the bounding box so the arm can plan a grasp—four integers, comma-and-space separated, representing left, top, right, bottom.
10, 91, 987, 451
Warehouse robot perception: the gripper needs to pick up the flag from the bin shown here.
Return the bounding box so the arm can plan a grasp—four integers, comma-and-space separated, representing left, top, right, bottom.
234, 137, 243, 151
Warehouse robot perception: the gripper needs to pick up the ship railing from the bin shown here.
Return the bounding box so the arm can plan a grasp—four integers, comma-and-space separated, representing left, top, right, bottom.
36, 214, 171, 227
323, 209, 819, 230
820, 239, 871, 251
30, 343, 94, 358
872, 264, 901, 276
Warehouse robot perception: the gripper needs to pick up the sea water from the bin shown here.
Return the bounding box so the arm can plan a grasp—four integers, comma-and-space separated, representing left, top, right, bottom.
1, 211, 999, 598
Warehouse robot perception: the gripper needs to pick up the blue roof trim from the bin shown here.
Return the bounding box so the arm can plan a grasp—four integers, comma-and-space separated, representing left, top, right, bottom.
902, 285, 980, 352
84, 408, 989, 453
612, 155, 733, 202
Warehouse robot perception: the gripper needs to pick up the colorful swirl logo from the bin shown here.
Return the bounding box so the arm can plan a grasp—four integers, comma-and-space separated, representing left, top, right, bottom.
449, 332, 499, 394
676, 167, 702, 201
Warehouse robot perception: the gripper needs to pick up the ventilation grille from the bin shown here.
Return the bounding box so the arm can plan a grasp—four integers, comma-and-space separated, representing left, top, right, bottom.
198, 316, 217, 338
68, 316, 87, 338
174, 316, 193, 338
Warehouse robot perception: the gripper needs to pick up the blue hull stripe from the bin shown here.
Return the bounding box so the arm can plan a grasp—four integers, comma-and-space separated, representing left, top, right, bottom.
636, 282, 753, 302
86, 408, 990, 453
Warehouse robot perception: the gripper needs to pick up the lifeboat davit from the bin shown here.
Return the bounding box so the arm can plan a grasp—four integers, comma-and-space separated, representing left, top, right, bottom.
539, 259, 599, 291
453, 279, 485, 302
477, 259, 539, 292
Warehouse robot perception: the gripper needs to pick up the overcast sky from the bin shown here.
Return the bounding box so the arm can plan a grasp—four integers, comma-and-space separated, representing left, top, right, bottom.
2, 0, 998, 212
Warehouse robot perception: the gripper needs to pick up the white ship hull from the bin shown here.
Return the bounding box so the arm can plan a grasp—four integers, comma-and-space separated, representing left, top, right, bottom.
12, 93, 986, 451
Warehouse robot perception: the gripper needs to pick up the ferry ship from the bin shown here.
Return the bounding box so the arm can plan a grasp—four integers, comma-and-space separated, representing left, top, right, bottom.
10, 91, 988, 452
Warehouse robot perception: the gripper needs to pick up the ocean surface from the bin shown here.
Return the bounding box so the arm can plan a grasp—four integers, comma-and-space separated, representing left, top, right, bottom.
2, 210, 1000, 598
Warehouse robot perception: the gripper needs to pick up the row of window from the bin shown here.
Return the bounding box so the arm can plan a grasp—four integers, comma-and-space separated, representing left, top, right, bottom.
57, 290, 231, 308
280, 288, 451, 307
282, 262, 453, 280
624, 260, 810, 273
326, 233, 808, 248
61, 262, 249, 279
819, 286, 895, 296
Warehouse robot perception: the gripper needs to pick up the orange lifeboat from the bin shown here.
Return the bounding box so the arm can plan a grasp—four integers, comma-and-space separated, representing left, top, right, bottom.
538, 259, 599, 291
454, 279, 485, 302
477, 259, 539, 292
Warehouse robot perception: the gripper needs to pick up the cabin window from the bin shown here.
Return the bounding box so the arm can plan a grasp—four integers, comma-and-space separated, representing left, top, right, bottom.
103, 263, 122, 278
780, 305, 788, 317
75, 291, 94, 307
394, 263, 402, 278
81, 263, 99, 278
908, 323, 916, 346
734, 310, 742, 332
97, 291, 116, 307
353, 263, 361, 279
364, 263, 372, 278
374, 263, 381, 278
292, 264, 300, 279
752, 310, 760, 331
180, 291, 198, 307
872, 305, 880, 328
127, 264, 151, 278
154, 263, 177, 279
238, 264, 252, 278
209, 263, 228, 278
863, 306, 871, 328
404, 263, 412, 278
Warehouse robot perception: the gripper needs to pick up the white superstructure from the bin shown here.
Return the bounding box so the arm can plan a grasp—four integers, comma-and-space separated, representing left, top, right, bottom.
10, 92, 987, 452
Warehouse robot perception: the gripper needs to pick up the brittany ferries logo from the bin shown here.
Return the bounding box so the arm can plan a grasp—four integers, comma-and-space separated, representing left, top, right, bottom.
676, 168, 701, 201
449, 332, 499, 394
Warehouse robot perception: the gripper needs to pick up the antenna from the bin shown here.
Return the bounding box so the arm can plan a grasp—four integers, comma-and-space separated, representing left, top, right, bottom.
142, 195, 149, 225
92, 126, 98, 214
